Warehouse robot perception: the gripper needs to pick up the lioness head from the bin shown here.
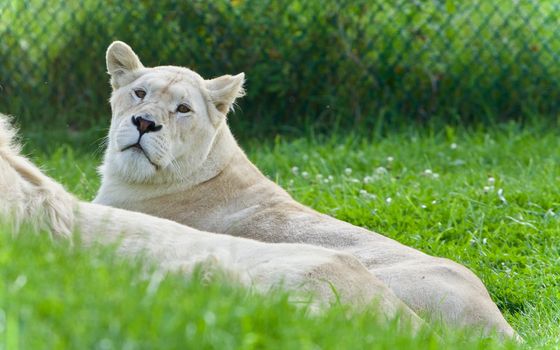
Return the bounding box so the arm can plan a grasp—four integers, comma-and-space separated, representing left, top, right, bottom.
101, 41, 244, 184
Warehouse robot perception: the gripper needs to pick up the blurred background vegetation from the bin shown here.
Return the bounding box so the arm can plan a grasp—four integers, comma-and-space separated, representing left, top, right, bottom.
1, 0, 560, 139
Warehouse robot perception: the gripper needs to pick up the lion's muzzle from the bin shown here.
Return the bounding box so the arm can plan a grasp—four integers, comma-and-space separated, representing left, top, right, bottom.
131, 115, 162, 135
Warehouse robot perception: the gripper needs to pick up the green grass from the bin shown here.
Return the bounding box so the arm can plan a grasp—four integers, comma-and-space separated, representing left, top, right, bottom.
2, 122, 559, 348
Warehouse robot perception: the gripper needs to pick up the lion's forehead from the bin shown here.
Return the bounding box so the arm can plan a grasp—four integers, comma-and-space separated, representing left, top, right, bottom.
139, 68, 205, 102
143, 66, 202, 85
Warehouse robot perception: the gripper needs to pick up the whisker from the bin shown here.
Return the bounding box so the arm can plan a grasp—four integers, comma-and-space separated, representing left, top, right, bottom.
92, 135, 109, 158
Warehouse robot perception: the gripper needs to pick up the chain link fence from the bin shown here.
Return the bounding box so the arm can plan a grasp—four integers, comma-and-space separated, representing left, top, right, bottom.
1, 0, 559, 134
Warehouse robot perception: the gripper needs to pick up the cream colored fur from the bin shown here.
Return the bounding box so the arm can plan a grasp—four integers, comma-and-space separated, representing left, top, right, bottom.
95, 42, 517, 338
0, 114, 425, 329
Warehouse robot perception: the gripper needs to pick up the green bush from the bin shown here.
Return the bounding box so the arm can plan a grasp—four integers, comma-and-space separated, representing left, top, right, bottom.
1, 0, 559, 135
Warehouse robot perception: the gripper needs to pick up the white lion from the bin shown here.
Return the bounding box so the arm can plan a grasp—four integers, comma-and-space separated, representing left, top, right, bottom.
0, 113, 424, 329
95, 41, 517, 339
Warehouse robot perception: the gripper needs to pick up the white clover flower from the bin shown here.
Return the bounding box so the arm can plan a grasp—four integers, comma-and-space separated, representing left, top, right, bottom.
488, 176, 495, 185
420, 204, 427, 209
344, 168, 352, 175
422, 169, 439, 179
482, 238, 488, 245
363, 176, 373, 184
359, 190, 376, 200
328, 175, 334, 181
483, 186, 493, 193
431, 200, 437, 205
387, 156, 394, 163
351, 178, 360, 183
316, 174, 323, 180
450, 143, 458, 150
375, 167, 388, 175
291, 166, 299, 175
386, 197, 392, 204
301, 171, 309, 179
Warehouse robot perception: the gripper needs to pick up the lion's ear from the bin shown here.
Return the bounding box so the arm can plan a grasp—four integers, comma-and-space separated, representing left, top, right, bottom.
205, 73, 245, 115
106, 41, 144, 89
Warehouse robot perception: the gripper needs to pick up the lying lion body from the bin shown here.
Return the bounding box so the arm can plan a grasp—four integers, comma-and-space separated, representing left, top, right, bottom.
0, 114, 422, 326
95, 42, 517, 338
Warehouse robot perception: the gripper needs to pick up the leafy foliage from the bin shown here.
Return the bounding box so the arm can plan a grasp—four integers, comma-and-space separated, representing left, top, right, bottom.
2, 0, 560, 135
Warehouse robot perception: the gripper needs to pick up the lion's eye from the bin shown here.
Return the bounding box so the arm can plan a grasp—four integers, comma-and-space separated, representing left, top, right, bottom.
134, 89, 146, 99
177, 104, 191, 114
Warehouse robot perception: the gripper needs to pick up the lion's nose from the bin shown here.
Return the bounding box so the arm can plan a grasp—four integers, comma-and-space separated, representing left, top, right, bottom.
131, 116, 162, 135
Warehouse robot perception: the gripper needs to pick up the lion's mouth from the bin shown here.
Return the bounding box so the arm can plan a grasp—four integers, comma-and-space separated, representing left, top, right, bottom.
121, 143, 160, 169
122, 143, 141, 151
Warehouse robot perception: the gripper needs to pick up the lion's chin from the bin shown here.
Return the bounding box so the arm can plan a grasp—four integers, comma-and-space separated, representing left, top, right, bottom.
111, 151, 158, 183
121, 144, 161, 168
